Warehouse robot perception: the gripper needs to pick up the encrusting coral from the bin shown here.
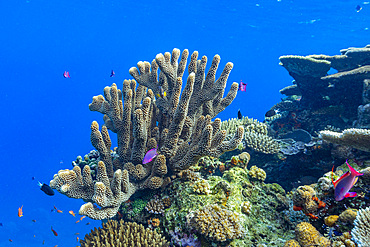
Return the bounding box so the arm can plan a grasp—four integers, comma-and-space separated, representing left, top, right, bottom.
295, 222, 331, 247
50, 48, 244, 220
79, 219, 169, 247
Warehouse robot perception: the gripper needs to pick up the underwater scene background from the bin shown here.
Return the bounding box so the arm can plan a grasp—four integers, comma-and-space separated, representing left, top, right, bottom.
1, 0, 370, 246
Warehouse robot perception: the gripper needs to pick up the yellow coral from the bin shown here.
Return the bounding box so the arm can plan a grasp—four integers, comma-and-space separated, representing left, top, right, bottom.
241, 201, 252, 215
248, 165, 267, 181
283, 239, 301, 247
295, 222, 331, 247
324, 215, 339, 227
192, 179, 211, 195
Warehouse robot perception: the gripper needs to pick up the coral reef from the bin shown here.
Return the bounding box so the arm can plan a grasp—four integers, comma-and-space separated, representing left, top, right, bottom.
79, 219, 169, 246
186, 204, 244, 242
50, 48, 243, 219
352, 206, 370, 247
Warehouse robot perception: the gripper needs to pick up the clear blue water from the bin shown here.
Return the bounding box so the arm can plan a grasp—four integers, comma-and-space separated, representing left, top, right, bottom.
0, 0, 369, 246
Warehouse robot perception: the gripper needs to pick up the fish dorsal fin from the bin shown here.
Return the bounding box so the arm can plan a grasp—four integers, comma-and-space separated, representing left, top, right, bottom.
346, 160, 363, 177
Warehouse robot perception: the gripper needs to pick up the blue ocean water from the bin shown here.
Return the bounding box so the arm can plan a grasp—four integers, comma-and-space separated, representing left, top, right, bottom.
0, 0, 368, 246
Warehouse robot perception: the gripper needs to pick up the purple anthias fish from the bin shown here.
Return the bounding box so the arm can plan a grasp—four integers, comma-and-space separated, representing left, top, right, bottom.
142, 147, 158, 164
332, 160, 363, 201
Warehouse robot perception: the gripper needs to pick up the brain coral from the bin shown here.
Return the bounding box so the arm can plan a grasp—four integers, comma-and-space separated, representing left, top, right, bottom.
80, 219, 169, 247
187, 204, 244, 242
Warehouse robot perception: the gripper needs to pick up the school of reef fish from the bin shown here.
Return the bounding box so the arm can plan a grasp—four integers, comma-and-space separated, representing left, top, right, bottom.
49, 45, 370, 246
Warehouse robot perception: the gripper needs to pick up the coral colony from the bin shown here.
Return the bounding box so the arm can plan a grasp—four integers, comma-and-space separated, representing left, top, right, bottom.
50, 46, 370, 246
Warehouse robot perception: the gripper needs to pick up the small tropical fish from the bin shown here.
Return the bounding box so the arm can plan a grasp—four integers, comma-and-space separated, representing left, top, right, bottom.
63, 71, 70, 78
38, 182, 54, 196
332, 160, 363, 201
265, 109, 280, 117
33, 235, 36, 237
142, 147, 158, 164
238, 80, 247, 92
51, 227, 58, 236
237, 109, 242, 119
32, 219, 36, 223
75, 220, 80, 224
42, 240, 45, 244
75, 233, 80, 235
9, 239, 13, 242
31, 176, 35, 180
53, 205, 58, 210
156, 86, 167, 98
69, 210, 76, 217
80, 216, 86, 221
0, 223, 3, 226
77, 237, 79, 241
56, 209, 63, 213
356, 5, 362, 12
86, 222, 90, 225
18, 205, 23, 217
110, 70, 115, 77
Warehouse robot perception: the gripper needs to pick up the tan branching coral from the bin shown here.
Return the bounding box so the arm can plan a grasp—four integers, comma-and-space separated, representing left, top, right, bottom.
187, 204, 244, 242
50, 49, 243, 219
352, 206, 370, 247
79, 219, 169, 247
319, 128, 370, 152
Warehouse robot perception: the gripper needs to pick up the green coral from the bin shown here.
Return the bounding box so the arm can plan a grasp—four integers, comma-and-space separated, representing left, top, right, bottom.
163, 165, 293, 246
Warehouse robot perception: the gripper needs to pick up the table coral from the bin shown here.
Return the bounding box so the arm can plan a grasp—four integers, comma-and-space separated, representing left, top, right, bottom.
320, 128, 370, 152
50, 48, 243, 219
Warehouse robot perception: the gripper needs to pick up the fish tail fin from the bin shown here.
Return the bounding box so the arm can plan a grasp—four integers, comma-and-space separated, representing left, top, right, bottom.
37, 181, 42, 187
346, 160, 363, 176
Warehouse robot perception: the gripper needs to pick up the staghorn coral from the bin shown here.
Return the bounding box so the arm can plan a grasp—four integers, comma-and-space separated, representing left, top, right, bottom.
319, 128, 370, 152
295, 222, 331, 247
352, 206, 370, 247
187, 204, 244, 242
79, 219, 169, 247
50, 48, 243, 219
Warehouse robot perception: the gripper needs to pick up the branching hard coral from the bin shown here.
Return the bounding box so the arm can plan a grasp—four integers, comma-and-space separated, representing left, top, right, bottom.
50, 48, 243, 219
352, 206, 370, 247
319, 128, 370, 152
221, 117, 280, 154
79, 219, 169, 247
187, 204, 244, 242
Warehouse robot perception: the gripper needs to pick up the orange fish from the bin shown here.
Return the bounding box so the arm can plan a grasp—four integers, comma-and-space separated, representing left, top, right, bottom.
75, 233, 80, 235
80, 216, 86, 221
18, 205, 23, 217
53, 205, 58, 210
69, 210, 76, 217
76, 237, 79, 241
75, 220, 80, 224
56, 209, 63, 213
51, 227, 58, 236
